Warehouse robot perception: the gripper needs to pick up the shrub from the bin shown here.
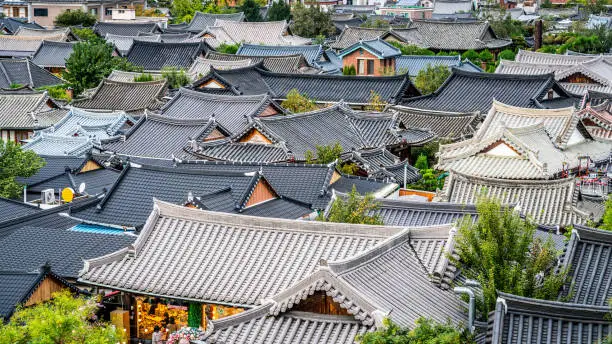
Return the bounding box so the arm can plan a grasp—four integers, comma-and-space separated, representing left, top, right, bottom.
342, 65, 356, 75
134, 73, 154, 82
217, 42, 240, 54
281, 88, 317, 113
161, 67, 190, 89
498, 49, 516, 61
54, 9, 96, 27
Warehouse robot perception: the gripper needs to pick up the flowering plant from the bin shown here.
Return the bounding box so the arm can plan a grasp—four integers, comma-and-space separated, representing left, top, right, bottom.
166, 327, 206, 344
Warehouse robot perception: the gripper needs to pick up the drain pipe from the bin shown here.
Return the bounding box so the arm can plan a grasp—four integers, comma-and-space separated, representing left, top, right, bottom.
454, 286, 475, 334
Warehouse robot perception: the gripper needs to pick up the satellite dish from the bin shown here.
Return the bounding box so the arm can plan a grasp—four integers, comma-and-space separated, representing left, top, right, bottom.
61, 187, 75, 203
78, 182, 86, 194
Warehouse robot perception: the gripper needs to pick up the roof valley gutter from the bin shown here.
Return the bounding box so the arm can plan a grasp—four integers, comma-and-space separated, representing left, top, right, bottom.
58, 212, 137, 232
76, 280, 256, 309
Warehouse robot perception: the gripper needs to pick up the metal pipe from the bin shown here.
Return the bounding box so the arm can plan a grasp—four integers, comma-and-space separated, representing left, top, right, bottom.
454, 287, 475, 333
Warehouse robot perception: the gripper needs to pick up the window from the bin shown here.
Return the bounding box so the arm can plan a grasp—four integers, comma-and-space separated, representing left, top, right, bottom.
367, 60, 374, 75
358, 59, 365, 75
105, 8, 112, 16
33, 8, 48, 16
118, 9, 125, 13
89, 7, 98, 15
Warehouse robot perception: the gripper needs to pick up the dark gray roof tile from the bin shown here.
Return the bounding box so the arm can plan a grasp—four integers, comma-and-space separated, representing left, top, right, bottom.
32, 41, 74, 68
125, 41, 204, 71
93, 22, 161, 37
72, 79, 167, 112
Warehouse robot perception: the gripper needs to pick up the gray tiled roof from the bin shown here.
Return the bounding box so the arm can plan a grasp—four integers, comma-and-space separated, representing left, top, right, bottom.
373, 197, 477, 226
0, 227, 135, 279
205, 51, 312, 74
440, 170, 587, 226
185, 11, 244, 33
340, 148, 420, 184
105, 33, 160, 55
391, 105, 479, 140
0, 18, 44, 35
0, 198, 41, 223
200, 20, 310, 48
93, 22, 160, 37
558, 225, 612, 306
14, 27, 70, 37
338, 38, 401, 59
160, 88, 278, 133
0, 59, 64, 88
69, 163, 265, 227
236, 44, 324, 67
0, 33, 68, 57
72, 79, 167, 112
433, 0, 473, 14
106, 70, 164, 83
187, 57, 253, 80
80, 199, 404, 306
408, 20, 511, 50
125, 41, 204, 71
488, 292, 611, 344
437, 101, 612, 179
326, 226, 468, 327
401, 69, 575, 113
39, 107, 134, 141
0, 270, 43, 319
0, 90, 63, 130
0, 196, 99, 239
190, 104, 433, 162
101, 113, 211, 159
18, 155, 86, 186
395, 55, 464, 77
22, 133, 94, 157
195, 65, 420, 105
330, 27, 388, 50
31, 41, 74, 68
203, 307, 371, 344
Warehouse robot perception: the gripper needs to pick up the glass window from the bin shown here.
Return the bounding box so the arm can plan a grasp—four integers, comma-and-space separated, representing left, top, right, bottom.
105, 8, 112, 15
33, 8, 48, 16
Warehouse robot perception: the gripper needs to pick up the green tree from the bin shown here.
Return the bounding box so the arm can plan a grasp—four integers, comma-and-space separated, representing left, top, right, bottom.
389, 41, 435, 55
63, 40, 141, 95
357, 317, 474, 344
364, 90, 386, 111
171, 0, 204, 23
267, 1, 291, 21
0, 290, 121, 343
161, 67, 190, 89
317, 185, 383, 225
479, 49, 494, 63
414, 153, 428, 170
305, 142, 343, 164
342, 65, 356, 75
462, 50, 480, 64
217, 42, 240, 54
54, 9, 97, 27
281, 88, 317, 113
452, 195, 569, 315
0, 139, 45, 198
37, 84, 71, 101
291, 3, 335, 38
72, 27, 98, 41
498, 49, 516, 61
134, 73, 154, 82
414, 64, 451, 94
240, 0, 262, 22
599, 197, 612, 231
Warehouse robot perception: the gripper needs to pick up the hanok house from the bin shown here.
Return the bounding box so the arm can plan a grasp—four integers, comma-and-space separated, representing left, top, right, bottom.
436, 100, 612, 226
0, 266, 82, 321
71, 78, 168, 115
93, 22, 161, 37
0, 28, 70, 57
66, 158, 398, 228
193, 63, 421, 108
235, 44, 340, 74
204, 50, 316, 74
31, 40, 74, 74
124, 41, 206, 73
496, 50, 612, 95
577, 97, 612, 141
185, 103, 435, 163
337, 38, 401, 76
401, 68, 577, 113
487, 225, 612, 344
193, 20, 310, 49
78, 200, 468, 342
0, 87, 65, 143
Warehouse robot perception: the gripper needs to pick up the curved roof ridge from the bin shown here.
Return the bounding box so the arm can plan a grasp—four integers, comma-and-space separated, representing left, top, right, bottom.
450, 168, 575, 185
151, 198, 405, 237
176, 87, 268, 102
257, 66, 410, 80
491, 99, 575, 117
390, 105, 479, 117
145, 112, 212, 126
101, 77, 167, 86
69, 107, 127, 119
453, 67, 555, 80
260, 103, 349, 121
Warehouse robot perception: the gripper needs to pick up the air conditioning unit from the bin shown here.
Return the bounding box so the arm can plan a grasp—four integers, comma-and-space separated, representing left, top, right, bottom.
41, 189, 55, 205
